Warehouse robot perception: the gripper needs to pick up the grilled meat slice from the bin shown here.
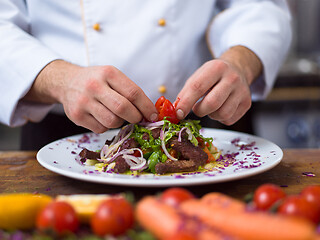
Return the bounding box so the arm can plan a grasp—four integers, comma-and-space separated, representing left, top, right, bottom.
140, 128, 161, 142
155, 160, 198, 175
151, 128, 161, 139
119, 138, 138, 151
105, 136, 115, 145
113, 156, 130, 173
154, 136, 208, 175
79, 148, 100, 161
142, 132, 149, 141
169, 137, 208, 166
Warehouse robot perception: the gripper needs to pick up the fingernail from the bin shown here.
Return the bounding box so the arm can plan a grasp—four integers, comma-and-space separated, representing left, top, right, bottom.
176, 109, 184, 119
150, 113, 158, 122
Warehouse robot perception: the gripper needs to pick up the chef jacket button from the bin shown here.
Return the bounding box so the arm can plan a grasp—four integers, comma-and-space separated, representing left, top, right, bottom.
92, 23, 100, 31
158, 85, 167, 94
158, 18, 166, 27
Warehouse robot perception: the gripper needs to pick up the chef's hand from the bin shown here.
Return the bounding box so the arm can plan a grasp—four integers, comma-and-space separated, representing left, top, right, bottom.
23, 60, 158, 133
174, 46, 262, 125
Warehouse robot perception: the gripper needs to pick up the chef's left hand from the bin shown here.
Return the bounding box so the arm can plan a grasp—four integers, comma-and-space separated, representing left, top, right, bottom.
174, 46, 262, 125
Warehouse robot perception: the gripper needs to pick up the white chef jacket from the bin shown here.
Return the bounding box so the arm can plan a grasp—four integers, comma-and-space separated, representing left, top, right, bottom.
0, 0, 292, 127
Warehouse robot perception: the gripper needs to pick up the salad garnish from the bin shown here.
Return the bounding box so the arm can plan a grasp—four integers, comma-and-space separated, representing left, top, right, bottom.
79, 97, 221, 175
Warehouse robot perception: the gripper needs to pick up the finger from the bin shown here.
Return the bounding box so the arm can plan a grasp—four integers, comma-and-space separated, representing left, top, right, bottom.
88, 100, 125, 129
105, 67, 158, 122
98, 86, 144, 124
192, 79, 233, 117
219, 97, 251, 125
81, 70, 144, 124
174, 61, 224, 119
64, 100, 109, 133
207, 90, 251, 125
207, 94, 239, 124
212, 83, 251, 125
71, 112, 109, 134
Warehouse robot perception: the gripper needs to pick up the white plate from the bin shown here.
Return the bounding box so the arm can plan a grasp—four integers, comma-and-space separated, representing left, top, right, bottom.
37, 128, 283, 187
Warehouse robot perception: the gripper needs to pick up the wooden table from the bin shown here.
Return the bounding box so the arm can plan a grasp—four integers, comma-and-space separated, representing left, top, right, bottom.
0, 149, 319, 200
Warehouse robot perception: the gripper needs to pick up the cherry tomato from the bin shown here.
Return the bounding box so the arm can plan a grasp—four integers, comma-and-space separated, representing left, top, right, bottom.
196, 137, 205, 148
155, 96, 166, 112
36, 201, 79, 235
155, 96, 179, 124
278, 195, 320, 224
91, 197, 134, 237
174, 97, 181, 109
300, 185, 320, 205
253, 183, 286, 210
160, 188, 195, 207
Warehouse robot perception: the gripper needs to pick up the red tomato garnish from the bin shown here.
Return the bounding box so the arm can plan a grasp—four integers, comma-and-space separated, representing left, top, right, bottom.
36, 201, 79, 235
278, 195, 320, 224
174, 97, 181, 108
155, 96, 179, 124
196, 137, 205, 148
155, 96, 166, 112
300, 185, 320, 205
91, 198, 134, 237
160, 188, 195, 207
253, 183, 286, 210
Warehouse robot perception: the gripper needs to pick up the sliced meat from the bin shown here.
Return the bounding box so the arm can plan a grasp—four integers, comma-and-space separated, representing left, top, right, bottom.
119, 138, 138, 151
113, 156, 130, 173
151, 128, 161, 139
142, 132, 149, 141
141, 128, 161, 141
169, 137, 208, 166
155, 160, 198, 175
178, 128, 188, 139
105, 136, 115, 145
154, 136, 208, 174
79, 148, 100, 161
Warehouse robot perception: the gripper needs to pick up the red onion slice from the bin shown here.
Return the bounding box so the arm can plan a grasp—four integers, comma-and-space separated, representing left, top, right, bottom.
131, 162, 148, 171
139, 120, 164, 128
160, 128, 164, 141
100, 124, 134, 160
178, 127, 187, 142
186, 128, 193, 141
101, 147, 147, 171
123, 154, 147, 171
161, 131, 178, 161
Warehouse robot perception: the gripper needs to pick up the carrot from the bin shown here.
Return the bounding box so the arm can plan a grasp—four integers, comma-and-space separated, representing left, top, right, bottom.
135, 196, 226, 240
136, 196, 181, 239
201, 192, 245, 212
203, 147, 216, 162
196, 229, 228, 240
180, 198, 316, 240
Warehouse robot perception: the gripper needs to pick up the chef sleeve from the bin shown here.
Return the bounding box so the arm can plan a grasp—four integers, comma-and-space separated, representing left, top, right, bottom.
207, 0, 292, 100
0, 0, 61, 127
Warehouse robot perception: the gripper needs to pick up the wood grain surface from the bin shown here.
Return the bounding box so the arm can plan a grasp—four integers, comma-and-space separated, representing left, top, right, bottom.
0, 150, 319, 200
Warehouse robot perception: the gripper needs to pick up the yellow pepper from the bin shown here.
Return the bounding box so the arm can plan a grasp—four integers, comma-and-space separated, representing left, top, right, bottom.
0, 193, 52, 230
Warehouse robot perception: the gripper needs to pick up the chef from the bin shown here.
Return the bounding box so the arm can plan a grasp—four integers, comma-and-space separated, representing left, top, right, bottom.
0, 0, 292, 150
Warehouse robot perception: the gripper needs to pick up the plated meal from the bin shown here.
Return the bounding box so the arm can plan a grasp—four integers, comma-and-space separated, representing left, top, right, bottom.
37, 96, 283, 186
79, 119, 221, 175
79, 96, 221, 176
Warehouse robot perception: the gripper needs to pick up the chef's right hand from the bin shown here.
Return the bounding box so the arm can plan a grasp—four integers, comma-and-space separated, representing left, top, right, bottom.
24, 60, 158, 133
